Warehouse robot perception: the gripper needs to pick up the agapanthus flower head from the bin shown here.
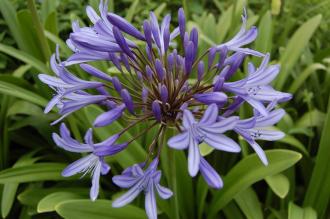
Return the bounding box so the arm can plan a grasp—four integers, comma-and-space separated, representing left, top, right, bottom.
40, 1, 291, 218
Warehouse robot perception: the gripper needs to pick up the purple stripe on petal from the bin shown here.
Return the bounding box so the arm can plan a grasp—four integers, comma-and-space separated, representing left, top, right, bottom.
112, 175, 140, 188
188, 137, 200, 177
199, 104, 218, 125
167, 132, 189, 150
112, 180, 144, 207
145, 185, 157, 219
155, 184, 173, 199
90, 162, 101, 201
203, 133, 241, 152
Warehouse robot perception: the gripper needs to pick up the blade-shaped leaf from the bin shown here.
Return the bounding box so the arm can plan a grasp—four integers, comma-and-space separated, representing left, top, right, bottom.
265, 173, 290, 198
0, 80, 48, 107
55, 199, 147, 219
275, 14, 322, 90
234, 187, 263, 219
288, 202, 317, 219
37, 192, 85, 213
208, 149, 302, 218
0, 163, 69, 183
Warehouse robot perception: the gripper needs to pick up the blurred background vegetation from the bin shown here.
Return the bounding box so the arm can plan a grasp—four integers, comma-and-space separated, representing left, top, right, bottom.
0, 0, 329, 218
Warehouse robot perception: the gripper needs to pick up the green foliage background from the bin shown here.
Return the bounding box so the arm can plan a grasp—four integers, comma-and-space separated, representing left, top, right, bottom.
0, 0, 329, 218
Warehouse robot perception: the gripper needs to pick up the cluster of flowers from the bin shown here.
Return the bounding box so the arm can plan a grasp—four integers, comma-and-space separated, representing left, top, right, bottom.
39, 1, 291, 218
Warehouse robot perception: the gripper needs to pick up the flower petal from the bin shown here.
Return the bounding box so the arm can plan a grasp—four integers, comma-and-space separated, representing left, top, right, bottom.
247, 140, 268, 165
112, 180, 143, 208
112, 175, 140, 188
200, 116, 238, 134
204, 133, 241, 152
182, 109, 196, 129
167, 132, 189, 150
62, 154, 96, 177
199, 104, 218, 125
256, 109, 285, 127
145, 185, 157, 219
188, 137, 200, 177
90, 162, 101, 201
199, 157, 223, 189
155, 184, 173, 199
94, 104, 125, 127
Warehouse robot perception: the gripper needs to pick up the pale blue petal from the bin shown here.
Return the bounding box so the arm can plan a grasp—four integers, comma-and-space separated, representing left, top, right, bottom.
199, 157, 223, 189
199, 104, 218, 125
90, 162, 101, 201
188, 137, 200, 177
167, 132, 189, 150
155, 184, 173, 199
145, 185, 157, 219
112, 180, 143, 207
204, 133, 241, 152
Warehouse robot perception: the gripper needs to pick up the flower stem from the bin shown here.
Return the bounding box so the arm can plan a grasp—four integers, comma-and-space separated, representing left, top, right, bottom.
164, 128, 180, 219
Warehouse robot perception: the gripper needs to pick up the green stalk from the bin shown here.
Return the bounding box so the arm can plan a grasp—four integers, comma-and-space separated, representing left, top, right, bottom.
162, 129, 180, 219
27, 0, 51, 62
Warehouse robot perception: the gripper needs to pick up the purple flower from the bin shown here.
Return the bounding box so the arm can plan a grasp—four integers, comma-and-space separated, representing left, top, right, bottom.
221, 54, 292, 115
39, 3, 292, 215
216, 9, 263, 57
112, 159, 172, 219
168, 104, 240, 177
38, 54, 105, 122
53, 123, 127, 200
233, 102, 286, 165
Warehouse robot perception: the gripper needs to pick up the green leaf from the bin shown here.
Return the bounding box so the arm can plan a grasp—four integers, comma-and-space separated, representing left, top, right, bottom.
0, 80, 48, 107
304, 95, 330, 218
288, 202, 317, 219
265, 173, 290, 198
234, 187, 263, 219
125, 0, 139, 22
208, 149, 302, 218
0, 163, 69, 183
275, 14, 322, 90
288, 63, 326, 94
253, 10, 272, 65
45, 30, 72, 56
196, 175, 209, 219
0, 0, 27, 51
1, 152, 39, 218
278, 135, 308, 156
37, 192, 85, 213
0, 43, 50, 74
55, 199, 147, 219
16, 9, 44, 60
7, 100, 43, 117
18, 187, 88, 208
216, 6, 233, 43
295, 109, 325, 129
